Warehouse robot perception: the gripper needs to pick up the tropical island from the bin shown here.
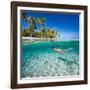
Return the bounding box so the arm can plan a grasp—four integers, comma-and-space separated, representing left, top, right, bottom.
21, 12, 59, 43
21, 11, 79, 78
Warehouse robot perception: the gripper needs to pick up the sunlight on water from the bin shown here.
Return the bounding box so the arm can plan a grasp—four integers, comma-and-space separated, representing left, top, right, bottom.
21, 41, 79, 78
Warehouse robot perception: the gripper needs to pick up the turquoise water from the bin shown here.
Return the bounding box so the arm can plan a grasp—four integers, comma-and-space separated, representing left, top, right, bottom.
21, 41, 79, 78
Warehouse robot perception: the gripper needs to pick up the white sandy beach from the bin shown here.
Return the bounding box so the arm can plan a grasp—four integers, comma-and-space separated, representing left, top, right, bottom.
22, 37, 57, 42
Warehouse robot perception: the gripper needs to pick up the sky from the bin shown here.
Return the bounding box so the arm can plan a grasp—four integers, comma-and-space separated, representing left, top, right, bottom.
21, 10, 79, 40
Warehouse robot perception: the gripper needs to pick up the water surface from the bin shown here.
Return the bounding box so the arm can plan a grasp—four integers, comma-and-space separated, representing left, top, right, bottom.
21, 41, 79, 78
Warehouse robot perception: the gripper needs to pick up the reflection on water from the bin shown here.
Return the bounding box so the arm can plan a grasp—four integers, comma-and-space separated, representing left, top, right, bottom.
21, 41, 79, 78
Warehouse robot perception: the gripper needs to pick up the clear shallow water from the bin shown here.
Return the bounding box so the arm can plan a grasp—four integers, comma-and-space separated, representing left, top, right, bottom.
21, 41, 79, 78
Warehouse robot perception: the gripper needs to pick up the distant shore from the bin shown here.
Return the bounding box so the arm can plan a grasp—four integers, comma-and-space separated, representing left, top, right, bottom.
22, 37, 57, 42
22, 37, 79, 43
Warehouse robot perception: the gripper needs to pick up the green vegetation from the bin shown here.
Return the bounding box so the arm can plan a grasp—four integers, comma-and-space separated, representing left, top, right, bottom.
21, 12, 57, 38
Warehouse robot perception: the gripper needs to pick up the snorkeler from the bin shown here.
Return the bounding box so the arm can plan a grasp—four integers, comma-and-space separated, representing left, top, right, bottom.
53, 48, 73, 54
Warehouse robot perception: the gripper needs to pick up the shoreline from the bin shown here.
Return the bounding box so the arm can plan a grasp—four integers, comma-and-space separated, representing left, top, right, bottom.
22, 37, 79, 42
22, 37, 57, 42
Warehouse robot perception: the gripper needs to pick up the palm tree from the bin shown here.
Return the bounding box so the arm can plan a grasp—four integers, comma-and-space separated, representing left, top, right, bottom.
22, 29, 30, 36
36, 17, 46, 28
22, 12, 28, 22
40, 17, 46, 26
29, 25, 34, 37
46, 28, 57, 38
41, 27, 47, 38
47, 29, 53, 38
51, 30, 57, 38
21, 12, 58, 39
